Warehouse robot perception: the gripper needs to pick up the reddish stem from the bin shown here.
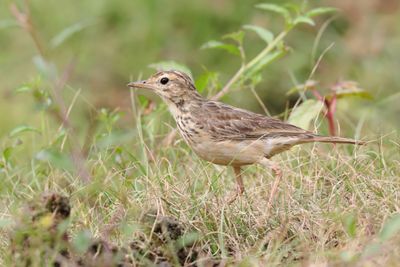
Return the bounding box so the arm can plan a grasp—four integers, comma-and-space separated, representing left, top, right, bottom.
324, 95, 337, 136
312, 90, 337, 136
311, 90, 324, 102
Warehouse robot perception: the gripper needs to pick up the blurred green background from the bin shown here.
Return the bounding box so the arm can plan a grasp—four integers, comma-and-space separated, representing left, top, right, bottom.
1, 0, 399, 138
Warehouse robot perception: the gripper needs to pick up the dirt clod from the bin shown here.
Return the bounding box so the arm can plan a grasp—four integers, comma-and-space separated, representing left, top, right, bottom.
44, 193, 71, 219
154, 216, 184, 241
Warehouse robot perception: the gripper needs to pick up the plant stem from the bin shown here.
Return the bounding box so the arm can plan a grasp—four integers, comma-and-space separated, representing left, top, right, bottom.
245, 30, 288, 71
211, 66, 244, 100
10, 3, 46, 59
212, 30, 289, 100
325, 96, 337, 136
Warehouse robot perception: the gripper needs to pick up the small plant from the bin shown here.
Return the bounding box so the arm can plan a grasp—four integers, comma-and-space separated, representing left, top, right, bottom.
288, 80, 372, 135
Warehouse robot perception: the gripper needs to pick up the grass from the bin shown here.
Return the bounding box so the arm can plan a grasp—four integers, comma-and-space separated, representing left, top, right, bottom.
0, 92, 399, 265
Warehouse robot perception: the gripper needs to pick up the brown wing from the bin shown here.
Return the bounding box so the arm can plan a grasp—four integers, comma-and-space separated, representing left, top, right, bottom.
192, 101, 315, 141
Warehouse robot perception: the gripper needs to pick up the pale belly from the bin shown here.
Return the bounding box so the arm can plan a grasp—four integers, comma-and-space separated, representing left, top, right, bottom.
191, 140, 267, 166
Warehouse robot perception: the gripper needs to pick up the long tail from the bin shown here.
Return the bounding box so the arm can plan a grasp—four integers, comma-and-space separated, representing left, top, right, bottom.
306, 136, 366, 145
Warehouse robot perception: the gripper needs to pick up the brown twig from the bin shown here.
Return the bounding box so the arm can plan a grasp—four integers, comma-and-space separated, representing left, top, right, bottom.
10, 2, 46, 58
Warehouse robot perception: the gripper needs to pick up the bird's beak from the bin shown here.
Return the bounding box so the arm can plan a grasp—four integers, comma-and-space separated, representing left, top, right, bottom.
127, 80, 153, 90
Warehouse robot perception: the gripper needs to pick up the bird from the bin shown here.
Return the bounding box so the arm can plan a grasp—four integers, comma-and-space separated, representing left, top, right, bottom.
128, 70, 365, 204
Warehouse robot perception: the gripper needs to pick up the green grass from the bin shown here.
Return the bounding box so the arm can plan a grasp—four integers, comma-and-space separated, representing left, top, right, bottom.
0, 94, 399, 265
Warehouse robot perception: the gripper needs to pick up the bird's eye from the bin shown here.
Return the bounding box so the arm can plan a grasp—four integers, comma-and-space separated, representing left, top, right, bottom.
160, 77, 169, 85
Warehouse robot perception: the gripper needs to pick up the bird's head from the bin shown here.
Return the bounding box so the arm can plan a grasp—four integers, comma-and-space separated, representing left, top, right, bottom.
127, 70, 202, 109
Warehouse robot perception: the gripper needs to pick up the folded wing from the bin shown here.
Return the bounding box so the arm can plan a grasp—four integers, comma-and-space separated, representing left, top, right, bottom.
194, 101, 315, 142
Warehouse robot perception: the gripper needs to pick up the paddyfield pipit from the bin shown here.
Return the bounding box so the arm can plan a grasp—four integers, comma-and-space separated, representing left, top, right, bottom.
128, 70, 365, 203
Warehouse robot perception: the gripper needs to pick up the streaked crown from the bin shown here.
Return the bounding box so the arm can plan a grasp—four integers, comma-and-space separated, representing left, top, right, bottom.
128, 70, 202, 107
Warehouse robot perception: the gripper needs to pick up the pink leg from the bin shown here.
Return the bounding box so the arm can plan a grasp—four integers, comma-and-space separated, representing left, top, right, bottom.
259, 158, 282, 212
227, 166, 244, 204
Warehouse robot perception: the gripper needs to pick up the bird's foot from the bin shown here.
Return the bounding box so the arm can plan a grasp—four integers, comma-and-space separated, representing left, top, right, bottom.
266, 165, 282, 212
227, 183, 245, 204
226, 166, 245, 204
227, 192, 239, 204
258, 158, 283, 213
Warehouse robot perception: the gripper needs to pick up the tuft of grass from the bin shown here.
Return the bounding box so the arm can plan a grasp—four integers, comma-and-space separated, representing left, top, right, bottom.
0, 94, 399, 265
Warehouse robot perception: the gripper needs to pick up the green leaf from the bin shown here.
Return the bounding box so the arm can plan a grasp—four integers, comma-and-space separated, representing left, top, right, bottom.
200, 40, 241, 56
195, 73, 210, 93
36, 149, 74, 171
195, 71, 218, 93
288, 99, 324, 129
336, 91, 373, 100
379, 214, 400, 241
243, 50, 285, 80
332, 81, 373, 100
284, 3, 301, 14
14, 85, 32, 93
50, 20, 94, 48
293, 16, 315, 26
3, 147, 13, 162
306, 7, 338, 18
32, 88, 53, 110
72, 230, 92, 253
9, 125, 41, 137
15, 76, 42, 94
148, 61, 192, 78
223, 31, 245, 45
243, 25, 274, 44
255, 3, 291, 23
